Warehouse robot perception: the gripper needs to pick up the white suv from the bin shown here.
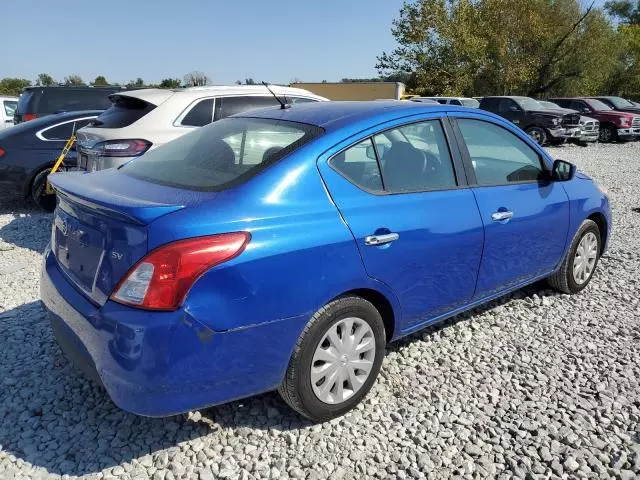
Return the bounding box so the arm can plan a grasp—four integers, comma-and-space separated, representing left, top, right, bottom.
411, 96, 480, 108
76, 85, 327, 171
0, 96, 18, 130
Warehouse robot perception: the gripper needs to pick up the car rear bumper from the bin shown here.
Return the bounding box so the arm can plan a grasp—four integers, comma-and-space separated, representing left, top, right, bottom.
41, 247, 308, 416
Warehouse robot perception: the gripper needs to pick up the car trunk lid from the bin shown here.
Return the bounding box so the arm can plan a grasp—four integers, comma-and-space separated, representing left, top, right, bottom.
49, 170, 216, 305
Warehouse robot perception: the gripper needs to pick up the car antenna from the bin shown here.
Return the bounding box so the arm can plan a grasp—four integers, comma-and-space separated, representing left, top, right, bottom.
262, 82, 290, 109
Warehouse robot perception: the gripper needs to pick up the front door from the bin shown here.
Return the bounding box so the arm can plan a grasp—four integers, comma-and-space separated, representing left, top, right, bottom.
498, 98, 525, 128
318, 117, 484, 332
452, 116, 570, 298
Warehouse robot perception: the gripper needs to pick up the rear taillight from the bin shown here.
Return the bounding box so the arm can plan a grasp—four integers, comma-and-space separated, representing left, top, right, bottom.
0, 147, 5, 157
95, 139, 152, 157
23, 113, 39, 121
112, 232, 250, 311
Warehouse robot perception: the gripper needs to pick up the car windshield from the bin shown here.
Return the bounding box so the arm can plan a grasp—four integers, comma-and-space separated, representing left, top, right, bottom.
539, 101, 560, 109
460, 98, 480, 108
608, 97, 635, 108
586, 99, 613, 111
515, 97, 543, 110
122, 117, 323, 191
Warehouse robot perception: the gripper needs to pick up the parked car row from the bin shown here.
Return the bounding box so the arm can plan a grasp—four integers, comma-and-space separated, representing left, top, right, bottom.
414, 94, 640, 145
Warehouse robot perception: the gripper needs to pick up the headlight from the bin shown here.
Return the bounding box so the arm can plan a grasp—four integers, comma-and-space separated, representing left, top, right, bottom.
551, 118, 560, 126
619, 117, 630, 127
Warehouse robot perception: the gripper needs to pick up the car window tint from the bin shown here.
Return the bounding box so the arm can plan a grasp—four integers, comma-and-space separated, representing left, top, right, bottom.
436, 99, 447, 104
498, 99, 517, 112
457, 119, 544, 185
122, 118, 321, 191
42, 118, 96, 140
569, 100, 587, 111
40, 89, 114, 113
214, 96, 280, 120
373, 120, 456, 192
331, 139, 383, 192
181, 98, 214, 127
4, 101, 17, 117
91, 96, 155, 128
450, 99, 462, 106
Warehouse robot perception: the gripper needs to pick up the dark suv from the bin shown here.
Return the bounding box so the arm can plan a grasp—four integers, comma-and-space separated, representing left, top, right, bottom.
479, 96, 580, 145
14, 86, 124, 124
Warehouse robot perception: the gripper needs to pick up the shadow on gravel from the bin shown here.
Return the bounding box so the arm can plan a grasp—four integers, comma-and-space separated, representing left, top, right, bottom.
0, 198, 52, 253
0, 301, 308, 477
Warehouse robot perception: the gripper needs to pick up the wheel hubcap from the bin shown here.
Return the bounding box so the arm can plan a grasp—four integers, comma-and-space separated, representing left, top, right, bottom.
311, 317, 376, 405
573, 232, 598, 285
528, 130, 542, 143
600, 128, 612, 142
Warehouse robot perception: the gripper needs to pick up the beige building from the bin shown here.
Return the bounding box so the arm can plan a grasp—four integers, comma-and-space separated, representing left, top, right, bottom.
289, 82, 405, 101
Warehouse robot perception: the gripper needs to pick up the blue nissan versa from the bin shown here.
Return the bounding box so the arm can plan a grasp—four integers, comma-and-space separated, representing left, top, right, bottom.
41, 101, 611, 422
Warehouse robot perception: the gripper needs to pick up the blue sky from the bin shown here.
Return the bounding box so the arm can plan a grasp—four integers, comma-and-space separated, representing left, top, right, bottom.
3, 0, 609, 86
3, 0, 404, 85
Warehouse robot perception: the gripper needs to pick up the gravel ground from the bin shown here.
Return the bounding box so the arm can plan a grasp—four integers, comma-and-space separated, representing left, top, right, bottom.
0, 142, 639, 480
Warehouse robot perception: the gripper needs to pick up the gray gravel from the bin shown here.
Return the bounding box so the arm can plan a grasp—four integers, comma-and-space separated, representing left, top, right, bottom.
1, 142, 639, 479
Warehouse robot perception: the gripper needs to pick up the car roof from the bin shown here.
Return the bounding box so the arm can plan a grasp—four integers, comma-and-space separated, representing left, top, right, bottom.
234, 100, 461, 131
115, 85, 328, 106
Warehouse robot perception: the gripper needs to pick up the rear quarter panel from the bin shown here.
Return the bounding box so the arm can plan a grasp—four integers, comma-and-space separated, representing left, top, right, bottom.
147, 140, 401, 333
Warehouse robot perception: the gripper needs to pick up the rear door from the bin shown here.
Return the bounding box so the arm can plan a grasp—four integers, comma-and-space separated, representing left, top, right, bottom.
451, 114, 570, 298
318, 115, 484, 332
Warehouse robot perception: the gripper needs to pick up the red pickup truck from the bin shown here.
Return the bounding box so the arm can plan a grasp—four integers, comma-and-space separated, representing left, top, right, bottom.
551, 97, 640, 142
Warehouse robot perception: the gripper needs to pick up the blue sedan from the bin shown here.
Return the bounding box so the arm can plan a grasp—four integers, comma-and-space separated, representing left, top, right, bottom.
41, 101, 611, 421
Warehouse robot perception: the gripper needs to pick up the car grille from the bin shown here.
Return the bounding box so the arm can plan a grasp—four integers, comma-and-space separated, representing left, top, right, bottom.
632, 117, 640, 128
562, 113, 581, 127
582, 121, 599, 132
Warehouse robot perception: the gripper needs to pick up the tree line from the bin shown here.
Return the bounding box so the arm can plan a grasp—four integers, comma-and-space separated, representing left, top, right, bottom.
0, 71, 210, 97
376, 0, 640, 98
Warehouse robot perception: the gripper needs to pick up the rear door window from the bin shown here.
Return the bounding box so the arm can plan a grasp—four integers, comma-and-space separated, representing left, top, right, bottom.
330, 139, 383, 192
41, 118, 97, 140
90, 96, 155, 128
214, 96, 280, 120
180, 98, 214, 127
122, 117, 322, 191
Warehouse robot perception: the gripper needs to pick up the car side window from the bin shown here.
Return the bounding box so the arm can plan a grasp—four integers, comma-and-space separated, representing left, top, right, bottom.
569, 100, 588, 113
41, 118, 95, 140
373, 120, 457, 192
331, 138, 383, 192
450, 99, 462, 106
4, 101, 17, 117
457, 119, 545, 185
181, 99, 214, 127
214, 96, 280, 120
289, 97, 319, 104
498, 99, 518, 113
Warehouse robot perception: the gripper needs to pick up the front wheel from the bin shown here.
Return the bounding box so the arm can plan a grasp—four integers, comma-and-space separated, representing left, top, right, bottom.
525, 127, 547, 146
279, 296, 386, 422
547, 219, 601, 294
598, 125, 617, 143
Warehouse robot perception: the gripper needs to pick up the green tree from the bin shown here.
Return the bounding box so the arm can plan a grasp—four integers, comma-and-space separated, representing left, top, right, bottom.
36, 73, 55, 86
0, 78, 31, 96
159, 78, 181, 88
92, 75, 109, 86
64, 74, 84, 85
605, 0, 640, 23
377, 0, 617, 97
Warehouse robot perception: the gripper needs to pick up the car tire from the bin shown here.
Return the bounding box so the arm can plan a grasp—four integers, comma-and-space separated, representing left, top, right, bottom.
31, 168, 57, 212
598, 124, 617, 143
279, 296, 386, 422
525, 127, 547, 146
547, 219, 601, 294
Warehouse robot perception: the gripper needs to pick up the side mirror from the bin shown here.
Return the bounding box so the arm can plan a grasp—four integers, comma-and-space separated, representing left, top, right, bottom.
365, 144, 376, 160
552, 159, 576, 182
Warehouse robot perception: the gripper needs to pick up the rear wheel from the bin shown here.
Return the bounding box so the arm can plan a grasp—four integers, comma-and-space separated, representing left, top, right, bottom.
31, 168, 57, 212
279, 296, 385, 422
547, 219, 601, 294
598, 124, 617, 143
525, 127, 547, 146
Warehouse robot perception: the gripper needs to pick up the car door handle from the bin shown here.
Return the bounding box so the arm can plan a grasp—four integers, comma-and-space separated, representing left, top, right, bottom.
365, 233, 399, 246
491, 211, 514, 221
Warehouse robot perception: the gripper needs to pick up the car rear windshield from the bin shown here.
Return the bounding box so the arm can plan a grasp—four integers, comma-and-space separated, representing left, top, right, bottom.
122, 117, 323, 191
39, 89, 115, 113
16, 91, 34, 113
90, 95, 156, 128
